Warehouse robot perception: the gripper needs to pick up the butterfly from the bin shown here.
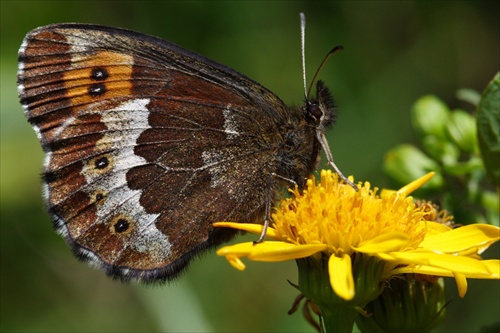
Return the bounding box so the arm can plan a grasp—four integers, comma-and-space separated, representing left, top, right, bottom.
17, 20, 353, 282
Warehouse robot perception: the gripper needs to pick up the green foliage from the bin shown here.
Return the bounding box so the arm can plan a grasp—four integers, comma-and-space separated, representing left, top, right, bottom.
383, 144, 443, 188
477, 72, 500, 186
384, 78, 500, 227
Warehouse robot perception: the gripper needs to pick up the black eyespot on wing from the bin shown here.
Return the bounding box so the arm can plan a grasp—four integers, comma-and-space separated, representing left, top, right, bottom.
94, 156, 109, 169
88, 83, 106, 97
91, 67, 109, 81
114, 219, 130, 233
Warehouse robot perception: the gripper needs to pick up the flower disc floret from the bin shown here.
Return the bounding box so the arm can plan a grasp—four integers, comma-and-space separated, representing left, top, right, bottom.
272, 170, 426, 256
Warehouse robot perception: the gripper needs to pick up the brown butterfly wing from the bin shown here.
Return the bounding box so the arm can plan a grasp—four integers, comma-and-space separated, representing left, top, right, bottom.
18, 24, 318, 281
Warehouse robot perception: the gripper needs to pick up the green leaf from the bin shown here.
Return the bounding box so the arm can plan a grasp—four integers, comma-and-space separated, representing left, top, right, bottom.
477, 72, 500, 186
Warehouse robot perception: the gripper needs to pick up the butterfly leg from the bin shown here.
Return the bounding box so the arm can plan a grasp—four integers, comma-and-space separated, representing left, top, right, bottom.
254, 172, 297, 244
254, 173, 273, 244
316, 130, 358, 190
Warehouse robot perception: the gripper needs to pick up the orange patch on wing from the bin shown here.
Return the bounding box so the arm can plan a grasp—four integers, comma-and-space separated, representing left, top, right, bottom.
63, 51, 134, 107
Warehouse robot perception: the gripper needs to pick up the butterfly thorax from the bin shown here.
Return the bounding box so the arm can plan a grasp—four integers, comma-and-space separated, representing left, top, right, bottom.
273, 80, 335, 190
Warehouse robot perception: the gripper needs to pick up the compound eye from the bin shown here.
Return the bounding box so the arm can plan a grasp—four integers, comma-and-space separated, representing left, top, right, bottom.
306, 102, 323, 122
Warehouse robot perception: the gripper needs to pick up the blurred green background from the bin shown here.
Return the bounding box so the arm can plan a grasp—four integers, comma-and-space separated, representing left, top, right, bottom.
1, 1, 498, 332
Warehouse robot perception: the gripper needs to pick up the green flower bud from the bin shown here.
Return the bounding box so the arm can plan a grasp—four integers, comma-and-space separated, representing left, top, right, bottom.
447, 109, 478, 153
384, 144, 443, 189
421, 136, 460, 166
411, 95, 450, 140
456, 88, 481, 106
356, 275, 447, 333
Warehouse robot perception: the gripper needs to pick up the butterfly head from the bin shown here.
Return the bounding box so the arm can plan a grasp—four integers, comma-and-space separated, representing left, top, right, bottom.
305, 80, 335, 131
305, 79, 359, 191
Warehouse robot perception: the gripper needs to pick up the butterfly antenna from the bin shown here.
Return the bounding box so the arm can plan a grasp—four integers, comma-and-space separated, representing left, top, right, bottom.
300, 13, 308, 102
300, 13, 358, 192
306, 45, 344, 100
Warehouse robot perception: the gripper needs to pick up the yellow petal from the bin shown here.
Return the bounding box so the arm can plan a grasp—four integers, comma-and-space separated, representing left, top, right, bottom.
217, 241, 326, 262
227, 255, 246, 271
353, 232, 410, 254
248, 243, 327, 262
217, 242, 260, 256
425, 221, 453, 235
453, 272, 468, 297
483, 260, 500, 278
393, 260, 500, 279
329, 254, 355, 300
390, 264, 454, 277
420, 224, 500, 253
397, 171, 435, 196
393, 265, 469, 297
381, 250, 491, 275
213, 222, 281, 240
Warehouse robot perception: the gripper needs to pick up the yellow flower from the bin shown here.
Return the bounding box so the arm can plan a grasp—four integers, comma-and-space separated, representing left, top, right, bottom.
215, 170, 500, 301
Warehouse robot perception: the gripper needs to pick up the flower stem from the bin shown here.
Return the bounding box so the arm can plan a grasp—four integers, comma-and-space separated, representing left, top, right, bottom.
296, 255, 358, 333
295, 254, 386, 333
320, 304, 358, 333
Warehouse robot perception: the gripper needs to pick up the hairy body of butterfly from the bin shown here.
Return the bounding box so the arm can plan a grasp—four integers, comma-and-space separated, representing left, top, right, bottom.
18, 24, 336, 282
